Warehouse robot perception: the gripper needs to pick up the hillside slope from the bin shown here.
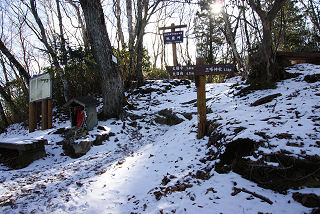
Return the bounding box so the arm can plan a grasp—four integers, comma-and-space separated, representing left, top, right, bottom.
0, 63, 319, 213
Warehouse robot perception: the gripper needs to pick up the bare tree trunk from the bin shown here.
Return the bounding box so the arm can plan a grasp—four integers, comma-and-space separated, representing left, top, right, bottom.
66, 0, 89, 48
299, 0, 320, 32
30, 0, 69, 102
115, 0, 125, 47
79, 0, 124, 118
221, 10, 243, 69
0, 101, 9, 128
0, 54, 11, 98
0, 40, 30, 86
248, 0, 287, 83
135, 0, 146, 85
56, 0, 67, 65
126, 0, 135, 87
0, 84, 22, 121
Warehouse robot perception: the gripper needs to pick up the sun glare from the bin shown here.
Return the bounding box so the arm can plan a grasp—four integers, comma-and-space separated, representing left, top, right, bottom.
210, 1, 224, 15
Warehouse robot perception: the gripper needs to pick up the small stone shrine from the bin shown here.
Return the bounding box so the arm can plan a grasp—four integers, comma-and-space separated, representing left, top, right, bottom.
64, 96, 98, 131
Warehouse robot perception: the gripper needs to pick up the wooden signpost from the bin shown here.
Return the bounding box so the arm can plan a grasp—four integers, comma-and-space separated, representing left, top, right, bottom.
159, 24, 235, 138
159, 23, 187, 66
29, 73, 53, 132
166, 59, 235, 139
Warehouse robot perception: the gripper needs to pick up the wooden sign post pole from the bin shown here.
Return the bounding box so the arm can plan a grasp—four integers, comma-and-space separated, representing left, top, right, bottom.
195, 57, 207, 139
47, 99, 53, 129
166, 62, 235, 139
171, 24, 178, 66
159, 23, 187, 67
29, 102, 36, 133
41, 99, 48, 130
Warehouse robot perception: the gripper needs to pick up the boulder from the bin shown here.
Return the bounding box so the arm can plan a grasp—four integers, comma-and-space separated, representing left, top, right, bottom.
62, 127, 91, 158
251, 93, 282, 106
155, 109, 184, 126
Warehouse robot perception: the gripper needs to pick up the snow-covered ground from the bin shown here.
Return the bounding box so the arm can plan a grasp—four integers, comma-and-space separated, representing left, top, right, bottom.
0, 64, 319, 213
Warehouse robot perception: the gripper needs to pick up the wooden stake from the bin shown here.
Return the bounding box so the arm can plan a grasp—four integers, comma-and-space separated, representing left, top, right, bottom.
47, 99, 53, 129
41, 99, 48, 130
196, 57, 207, 139
29, 102, 36, 133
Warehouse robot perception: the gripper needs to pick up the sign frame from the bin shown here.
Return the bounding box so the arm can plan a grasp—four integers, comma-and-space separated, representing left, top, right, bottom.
29, 72, 53, 103
163, 31, 184, 44
166, 64, 235, 77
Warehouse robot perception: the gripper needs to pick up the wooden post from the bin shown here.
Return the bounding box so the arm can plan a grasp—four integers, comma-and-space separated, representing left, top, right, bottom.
29, 102, 36, 133
171, 23, 178, 67
41, 99, 48, 130
47, 99, 53, 129
196, 57, 207, 139
158, 23, 187, 70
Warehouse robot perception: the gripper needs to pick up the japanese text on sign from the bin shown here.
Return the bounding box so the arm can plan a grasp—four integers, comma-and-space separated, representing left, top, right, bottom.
163, 31, 184, 44
166, 64, 235, 77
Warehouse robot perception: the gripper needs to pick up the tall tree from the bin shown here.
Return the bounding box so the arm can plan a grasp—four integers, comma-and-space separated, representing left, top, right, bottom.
79, 0, 124, 118
247, 0, 287, 84
273, 0, 309, 51
29, 0, 69, 101
117, 0, 162, 87
0, 39, 30, 86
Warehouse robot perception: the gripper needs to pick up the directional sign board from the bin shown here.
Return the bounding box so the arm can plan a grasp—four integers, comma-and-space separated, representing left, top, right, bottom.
29, 73, 52, 102
163, 31, 184, 44
166, 64, 235, 77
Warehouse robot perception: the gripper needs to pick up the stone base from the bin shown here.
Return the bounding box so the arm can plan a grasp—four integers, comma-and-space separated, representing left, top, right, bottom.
0, 139, 47, 169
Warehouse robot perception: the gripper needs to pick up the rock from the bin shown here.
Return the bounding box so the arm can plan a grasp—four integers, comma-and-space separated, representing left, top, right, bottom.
181, 112, 194, 120
128, 121, 138, 127
161, 176, 171, 185
304, 74, 320, 83
62, 127, 92, 158
65, 139, 92, 158
52, 128, 69, 135
195, 170, 211, 180
219, 138, 257, 165
170, 79, 191, 86
93, 134, 108, 146
97, 126, 108, 131
274, 133, 293, 139
0, 139, 47, 169
251, 93, 282, 106
155, 109, 184, 126
292, 192, 320, 208
153, 191, 163, 200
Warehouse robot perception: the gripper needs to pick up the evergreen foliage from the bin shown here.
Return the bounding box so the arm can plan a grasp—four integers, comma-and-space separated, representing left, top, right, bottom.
113, 46, 152, 86
273, 0, 309, 51
194, 0, 225, 64
46, 47, 100, 106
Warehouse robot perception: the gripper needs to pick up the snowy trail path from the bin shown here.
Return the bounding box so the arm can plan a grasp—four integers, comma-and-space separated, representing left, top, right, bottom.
1, 66, 319, 213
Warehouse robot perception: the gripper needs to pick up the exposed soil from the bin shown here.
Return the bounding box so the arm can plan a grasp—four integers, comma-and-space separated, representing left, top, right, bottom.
209, 137, 320, 193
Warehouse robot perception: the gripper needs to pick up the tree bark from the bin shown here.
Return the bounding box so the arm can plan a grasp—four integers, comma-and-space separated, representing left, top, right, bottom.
115, 0, 125, 47
79, 0, 124, 118
126, 0, 135, 87
135, 0, 146, 85
221, 10, 243, 69
56, 0, 67, 65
